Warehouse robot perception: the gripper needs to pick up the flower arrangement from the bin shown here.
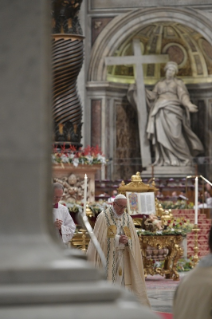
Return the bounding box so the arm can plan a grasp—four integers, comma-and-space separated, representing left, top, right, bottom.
137, 215, 193, 237
52, 145, 106, 167
166, 216, 194, 234
161, 200, 194, 210
155, 257, 193, 272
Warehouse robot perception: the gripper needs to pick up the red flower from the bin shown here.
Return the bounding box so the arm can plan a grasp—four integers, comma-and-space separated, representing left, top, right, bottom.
53, 144, 58, 153
61, 143, 66, 153
69, 145, 76, 152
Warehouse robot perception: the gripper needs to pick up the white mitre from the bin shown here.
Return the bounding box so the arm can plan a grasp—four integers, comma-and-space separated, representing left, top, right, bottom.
114, 194, 126, 200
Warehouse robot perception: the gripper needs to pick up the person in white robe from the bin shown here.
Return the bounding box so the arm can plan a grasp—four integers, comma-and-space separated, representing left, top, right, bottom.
173, 226, 212, 319
53, 182, 76, 244
87, 194, 150, 307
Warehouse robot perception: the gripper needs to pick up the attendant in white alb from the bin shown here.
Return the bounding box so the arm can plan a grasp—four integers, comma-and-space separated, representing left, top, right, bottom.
53, 183, 76, 244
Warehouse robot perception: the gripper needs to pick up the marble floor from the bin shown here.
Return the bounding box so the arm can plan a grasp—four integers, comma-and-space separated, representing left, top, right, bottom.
145, 273, 187, 314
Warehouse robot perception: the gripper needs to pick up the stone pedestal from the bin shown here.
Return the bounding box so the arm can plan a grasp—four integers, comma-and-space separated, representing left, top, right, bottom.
142, 165, 196, 178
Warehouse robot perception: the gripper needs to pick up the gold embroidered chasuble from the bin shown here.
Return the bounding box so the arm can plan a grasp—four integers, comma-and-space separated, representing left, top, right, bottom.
87, 207, 150, 307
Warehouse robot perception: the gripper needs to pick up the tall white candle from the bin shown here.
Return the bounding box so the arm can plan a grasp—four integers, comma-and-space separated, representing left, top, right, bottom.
194, 176, 198, 225
83, 174, 87, 216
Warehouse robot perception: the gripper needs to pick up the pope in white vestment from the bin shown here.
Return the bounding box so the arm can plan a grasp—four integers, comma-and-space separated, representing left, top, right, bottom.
87, 194, 150, 307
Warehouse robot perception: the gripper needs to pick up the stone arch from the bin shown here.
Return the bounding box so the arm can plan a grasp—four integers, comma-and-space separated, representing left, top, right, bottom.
88, 7, 212, 82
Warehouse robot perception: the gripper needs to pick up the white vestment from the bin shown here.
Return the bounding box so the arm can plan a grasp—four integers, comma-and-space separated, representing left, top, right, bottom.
53, 203, 76, 244
113, 208, 127, 285
87, 206, 150, 307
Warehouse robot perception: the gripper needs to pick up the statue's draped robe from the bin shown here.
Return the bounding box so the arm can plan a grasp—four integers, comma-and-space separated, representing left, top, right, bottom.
127, 78, 204, 166
145, 78, 204, 166
87, 207, 150, 307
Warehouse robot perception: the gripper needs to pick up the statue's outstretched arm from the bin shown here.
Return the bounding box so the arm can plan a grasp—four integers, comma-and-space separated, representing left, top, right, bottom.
177, 80, 198, 113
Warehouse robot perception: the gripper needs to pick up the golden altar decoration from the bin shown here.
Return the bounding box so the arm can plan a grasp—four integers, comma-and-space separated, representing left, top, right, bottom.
118, 171, 157, 194
118, 171, 184, 280
139, 234, 183, 281
70, 205, 95, 250
70, 229, 90, 251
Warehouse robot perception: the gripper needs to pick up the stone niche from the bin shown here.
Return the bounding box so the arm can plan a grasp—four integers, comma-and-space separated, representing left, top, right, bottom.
53, 164, 101, 203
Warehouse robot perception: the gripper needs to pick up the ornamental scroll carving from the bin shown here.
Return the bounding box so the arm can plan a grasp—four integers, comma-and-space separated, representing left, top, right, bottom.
53, 173, 89, 202
139, 235, 183, 281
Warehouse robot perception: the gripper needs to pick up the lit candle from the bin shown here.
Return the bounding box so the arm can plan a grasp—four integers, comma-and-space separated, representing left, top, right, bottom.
83, 174, 87, 216
194, 176, 198, 225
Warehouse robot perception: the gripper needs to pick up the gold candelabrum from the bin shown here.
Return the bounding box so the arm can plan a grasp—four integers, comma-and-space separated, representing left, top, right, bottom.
192, 224, 200, 267
70, 205, 93, 251
81, 229, 87, 252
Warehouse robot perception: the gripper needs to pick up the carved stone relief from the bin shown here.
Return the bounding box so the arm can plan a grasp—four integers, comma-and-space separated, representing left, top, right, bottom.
53, 173, 89, 202
91, 17, 114, 46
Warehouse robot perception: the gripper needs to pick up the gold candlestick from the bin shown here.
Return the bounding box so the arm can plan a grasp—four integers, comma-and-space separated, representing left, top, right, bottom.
80, 229, 87, 252
192, 224, 200, 267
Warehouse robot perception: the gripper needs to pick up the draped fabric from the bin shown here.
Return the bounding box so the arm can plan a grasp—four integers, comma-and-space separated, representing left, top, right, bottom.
146, 78, 204, 166
87, 207, 150, 307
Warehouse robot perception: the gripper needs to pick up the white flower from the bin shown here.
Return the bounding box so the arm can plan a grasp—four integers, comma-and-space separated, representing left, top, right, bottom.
86, 155, 93, 164
97, 154, 106, 164
80, 158, 85, 164
156, 231, 162, 234
61, 154, 69, 163
68, 153, 75, 159
73, 157, 79, 167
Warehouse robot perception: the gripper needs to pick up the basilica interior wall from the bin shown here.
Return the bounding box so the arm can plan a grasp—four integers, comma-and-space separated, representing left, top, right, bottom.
84, 4, 212, 181
114, 99, 141, 180
88, 0, 212, 12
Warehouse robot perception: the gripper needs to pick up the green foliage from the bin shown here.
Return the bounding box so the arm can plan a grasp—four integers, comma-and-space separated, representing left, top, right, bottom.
161, 200, 194, 209
137, 229, 187, 237
155, 257, 193, 272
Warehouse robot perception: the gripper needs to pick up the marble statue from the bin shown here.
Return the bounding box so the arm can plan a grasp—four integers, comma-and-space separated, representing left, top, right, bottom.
146, 61, 204, 166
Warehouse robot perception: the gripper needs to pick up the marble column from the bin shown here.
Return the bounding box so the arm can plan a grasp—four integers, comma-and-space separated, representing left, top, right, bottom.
0, 2, 158, 319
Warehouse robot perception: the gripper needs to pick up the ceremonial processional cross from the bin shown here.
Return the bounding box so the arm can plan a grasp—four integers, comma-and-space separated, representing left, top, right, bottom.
105, 39, 169, 168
